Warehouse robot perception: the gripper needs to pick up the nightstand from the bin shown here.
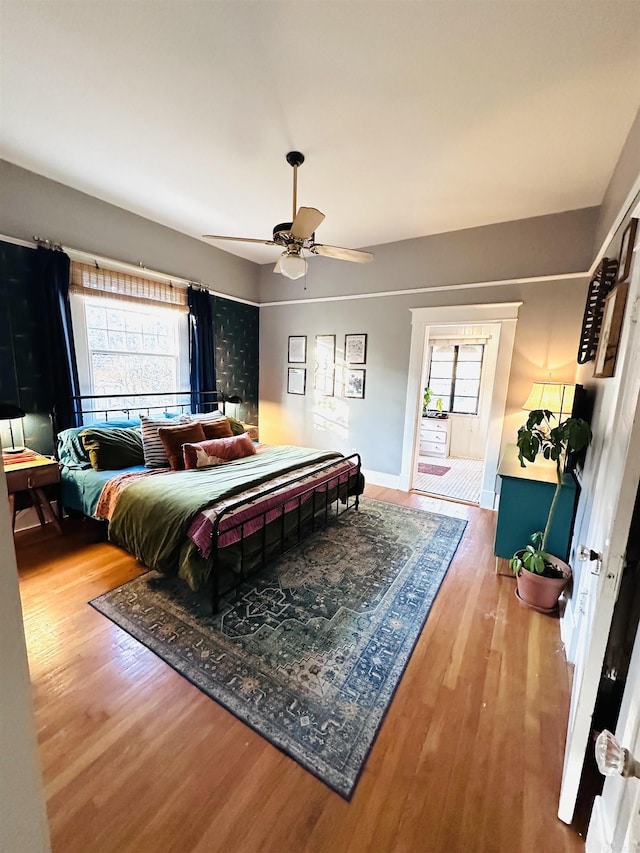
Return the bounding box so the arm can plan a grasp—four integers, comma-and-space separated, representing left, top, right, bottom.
242, 423, 259, 441
4, 451, 62, 534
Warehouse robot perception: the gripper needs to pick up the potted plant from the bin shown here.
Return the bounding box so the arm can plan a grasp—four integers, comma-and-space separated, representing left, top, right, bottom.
423, 387, 433, 416
509, 409, 592, 613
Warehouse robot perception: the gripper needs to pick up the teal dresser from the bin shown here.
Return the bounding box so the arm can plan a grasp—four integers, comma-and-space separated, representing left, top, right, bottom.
494, 444, 579, 562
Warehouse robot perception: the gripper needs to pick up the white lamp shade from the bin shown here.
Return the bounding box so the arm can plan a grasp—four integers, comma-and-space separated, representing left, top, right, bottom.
278, 252, 307, 280
523, 382, 575, 419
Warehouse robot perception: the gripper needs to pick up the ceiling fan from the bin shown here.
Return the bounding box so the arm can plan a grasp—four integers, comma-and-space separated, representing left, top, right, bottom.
202, 151, 374, 280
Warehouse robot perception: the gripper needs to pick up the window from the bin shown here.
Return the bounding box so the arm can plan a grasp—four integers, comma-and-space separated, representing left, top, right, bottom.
70, 263, 189, 418
427, 343, 484, 414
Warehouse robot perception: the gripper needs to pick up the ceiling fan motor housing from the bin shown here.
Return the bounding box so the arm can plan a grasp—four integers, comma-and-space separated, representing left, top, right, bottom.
272, 221, 315, 248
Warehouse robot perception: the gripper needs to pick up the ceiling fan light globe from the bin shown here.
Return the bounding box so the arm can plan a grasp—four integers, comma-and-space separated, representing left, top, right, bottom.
279, 253, 307, 280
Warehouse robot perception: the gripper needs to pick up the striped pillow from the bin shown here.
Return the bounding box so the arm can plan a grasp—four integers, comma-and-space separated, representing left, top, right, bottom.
140, 414, 190, 468
191, 410, 226, 424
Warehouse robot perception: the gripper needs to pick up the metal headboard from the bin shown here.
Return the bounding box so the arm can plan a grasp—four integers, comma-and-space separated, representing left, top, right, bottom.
52, 390, 225, 436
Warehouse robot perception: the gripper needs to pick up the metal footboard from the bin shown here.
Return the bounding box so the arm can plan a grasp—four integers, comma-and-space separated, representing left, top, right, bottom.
209, 453, 362, 611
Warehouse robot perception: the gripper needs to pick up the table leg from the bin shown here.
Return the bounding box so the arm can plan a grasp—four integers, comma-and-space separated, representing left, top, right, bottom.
8, 493, 16, 531
33, 487, 63, 534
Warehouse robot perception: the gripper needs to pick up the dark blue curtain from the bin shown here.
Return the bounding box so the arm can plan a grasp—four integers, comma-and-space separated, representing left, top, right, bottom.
35, 247, 81, 430
187, 285, 217, 412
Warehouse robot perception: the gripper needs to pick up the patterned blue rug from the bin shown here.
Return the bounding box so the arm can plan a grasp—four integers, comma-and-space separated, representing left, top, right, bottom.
90, 497, 466, 798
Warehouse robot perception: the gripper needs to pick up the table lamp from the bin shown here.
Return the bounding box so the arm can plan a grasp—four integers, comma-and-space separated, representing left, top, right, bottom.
225, 394, 243, 420
0, 403, 26, 454
522, 382, 575, 422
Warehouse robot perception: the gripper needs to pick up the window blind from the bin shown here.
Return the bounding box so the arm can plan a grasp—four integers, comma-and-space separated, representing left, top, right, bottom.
70, 262, 188, 312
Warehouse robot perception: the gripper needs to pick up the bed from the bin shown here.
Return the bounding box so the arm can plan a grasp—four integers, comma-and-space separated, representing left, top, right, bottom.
55, 392, 363, 610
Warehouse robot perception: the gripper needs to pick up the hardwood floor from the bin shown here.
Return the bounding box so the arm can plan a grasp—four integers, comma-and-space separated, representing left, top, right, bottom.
15, 486, 585, 852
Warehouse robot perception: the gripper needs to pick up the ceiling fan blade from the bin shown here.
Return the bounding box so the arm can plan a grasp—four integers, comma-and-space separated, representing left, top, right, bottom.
202, 234, 277, 246
310, 244, 374, 263
290, 207, 325, 240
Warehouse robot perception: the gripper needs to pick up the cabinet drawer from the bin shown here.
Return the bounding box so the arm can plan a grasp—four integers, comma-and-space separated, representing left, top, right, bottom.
6, 462, 60, 494
421, 429, 447, 444
420, 440, 447, 456
426, 419, 449, 433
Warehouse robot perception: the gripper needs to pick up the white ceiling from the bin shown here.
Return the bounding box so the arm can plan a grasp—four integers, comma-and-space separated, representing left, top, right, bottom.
1, 1, 639, 264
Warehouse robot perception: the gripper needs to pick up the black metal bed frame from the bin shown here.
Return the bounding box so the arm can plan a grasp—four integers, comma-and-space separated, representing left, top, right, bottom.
53, 391, 362, 612
208, 452, 361, 611
53, 389, 225, 438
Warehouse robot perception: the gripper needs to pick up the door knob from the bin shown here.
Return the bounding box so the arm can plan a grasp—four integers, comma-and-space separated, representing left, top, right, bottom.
595, 730, 640, 779
577, 544, 602, 562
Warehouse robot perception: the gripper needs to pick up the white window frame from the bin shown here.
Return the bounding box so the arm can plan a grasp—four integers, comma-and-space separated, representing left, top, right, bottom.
70, 292, 190, 401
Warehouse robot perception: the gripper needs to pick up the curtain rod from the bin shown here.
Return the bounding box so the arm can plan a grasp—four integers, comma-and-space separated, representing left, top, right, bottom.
0, 232, 259, 307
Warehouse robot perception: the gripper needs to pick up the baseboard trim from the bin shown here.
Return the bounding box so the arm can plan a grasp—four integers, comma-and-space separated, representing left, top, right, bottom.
13, 501, 61, 533
480, 489, 497, 510
362, 469, 401, 490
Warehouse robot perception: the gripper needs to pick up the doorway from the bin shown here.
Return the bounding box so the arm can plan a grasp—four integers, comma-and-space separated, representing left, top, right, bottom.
414, 324, 494, 504
399, 302, 521, 510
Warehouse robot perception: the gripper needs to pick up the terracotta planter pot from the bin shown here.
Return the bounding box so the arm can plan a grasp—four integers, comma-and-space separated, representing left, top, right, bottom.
515, 554, 572, 614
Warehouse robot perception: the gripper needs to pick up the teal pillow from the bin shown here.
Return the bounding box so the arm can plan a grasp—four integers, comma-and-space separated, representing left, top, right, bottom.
79, 426, 144, 471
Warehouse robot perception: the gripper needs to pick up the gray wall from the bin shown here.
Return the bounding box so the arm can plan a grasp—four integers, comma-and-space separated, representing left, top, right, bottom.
594, 106, 640, 254
0, 160, 260, 303
259, 206, 598, 302
260, 276, 588, 476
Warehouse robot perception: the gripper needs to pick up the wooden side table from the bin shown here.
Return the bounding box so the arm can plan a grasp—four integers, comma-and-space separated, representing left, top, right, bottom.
4, 451, 62, 534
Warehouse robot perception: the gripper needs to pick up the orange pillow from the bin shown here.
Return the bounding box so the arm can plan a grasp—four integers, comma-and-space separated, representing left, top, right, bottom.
200, 418, 233, 440
158, 422, 206, 471
183, 433, 256, 469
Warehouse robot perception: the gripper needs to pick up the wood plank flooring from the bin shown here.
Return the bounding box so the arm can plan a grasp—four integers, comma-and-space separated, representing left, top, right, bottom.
15, 485, 585, 852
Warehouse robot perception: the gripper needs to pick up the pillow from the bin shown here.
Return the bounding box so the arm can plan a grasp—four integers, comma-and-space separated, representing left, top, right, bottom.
57, 419, 141, 469
201, 418, 233, 440
79, 426, 144, 471
157, 422, 206, 471
191, 410, 225, 423
225, 415, 248, 436
140, 414, 191, 468
183, 433, 256, 470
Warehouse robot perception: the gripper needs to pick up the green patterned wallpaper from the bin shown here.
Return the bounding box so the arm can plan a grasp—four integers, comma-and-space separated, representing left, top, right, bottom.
0, 241, 53, 454
212, 295, 259, 424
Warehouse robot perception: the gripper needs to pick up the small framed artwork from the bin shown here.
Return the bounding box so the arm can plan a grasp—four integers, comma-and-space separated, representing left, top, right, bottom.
345, 368, 366, 399
617, 218, 638, 284
287, 367, 306, 395
594, 281, 630, 378
288, 335, 307, 364
345, 333, 367, 364
315, 334, 336, 396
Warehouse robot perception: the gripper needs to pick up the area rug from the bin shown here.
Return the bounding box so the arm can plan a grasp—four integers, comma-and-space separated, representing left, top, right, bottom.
90, 497, 466, 798
418, 462, 451, 476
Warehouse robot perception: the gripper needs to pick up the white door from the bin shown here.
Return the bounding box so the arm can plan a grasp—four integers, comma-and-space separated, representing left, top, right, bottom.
586, 619, 640, 851
559, 241, 640, 823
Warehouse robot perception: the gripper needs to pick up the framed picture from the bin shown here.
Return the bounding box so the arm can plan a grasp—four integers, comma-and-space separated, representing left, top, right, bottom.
345, 368, 366, 399
594, 281, 629, 378
345, 333, 367, 364
315, 335, 335, 396
288, 335, 307, 364
617, 218, 638, 284
287, 367, 306, 395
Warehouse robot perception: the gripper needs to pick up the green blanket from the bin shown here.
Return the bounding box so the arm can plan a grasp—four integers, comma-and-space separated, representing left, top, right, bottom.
108, 445, 342, 575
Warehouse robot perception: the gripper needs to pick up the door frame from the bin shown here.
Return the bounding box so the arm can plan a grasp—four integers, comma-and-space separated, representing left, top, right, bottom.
558, 233, 640, 823
399, 302, 521, 508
